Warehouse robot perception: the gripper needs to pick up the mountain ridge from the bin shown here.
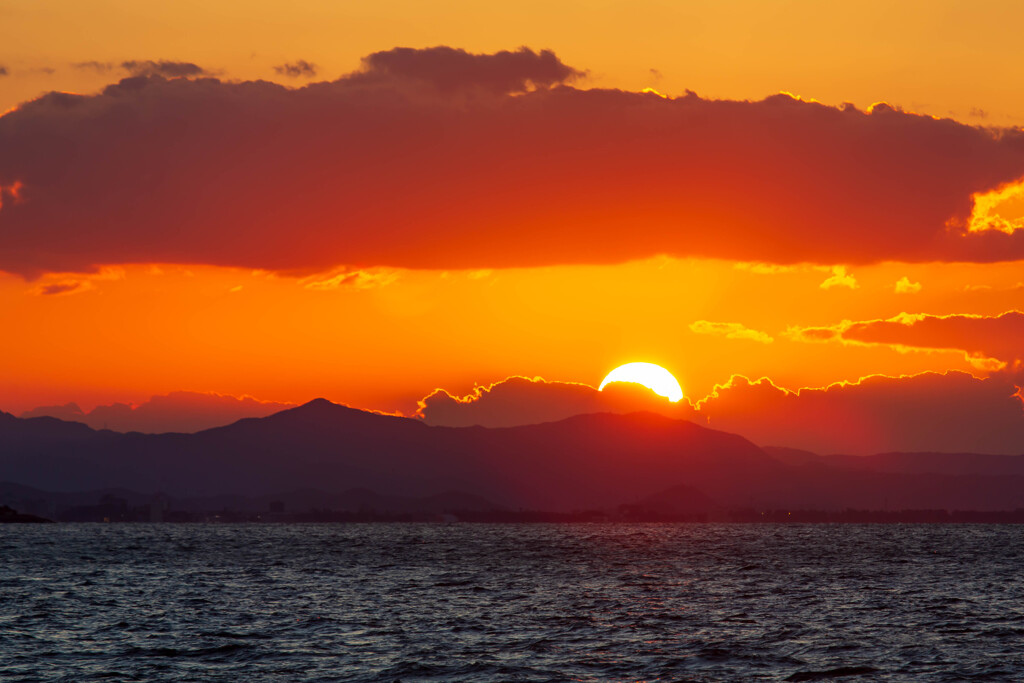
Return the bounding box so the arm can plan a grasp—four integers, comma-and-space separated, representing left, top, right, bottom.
3, 399, 1024, 511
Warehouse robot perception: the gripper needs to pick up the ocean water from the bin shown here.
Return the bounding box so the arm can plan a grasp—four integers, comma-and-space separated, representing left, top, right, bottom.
1, 524, 1022, 682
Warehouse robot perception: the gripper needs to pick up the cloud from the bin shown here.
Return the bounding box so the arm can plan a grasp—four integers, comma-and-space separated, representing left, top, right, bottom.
733, 262, 806, 275
274, 60, 318, 78
0, 180, 23, 210
967, 177, 1024, 235
419, 371, 1024, 455
787, 310, 1024, 372
20, 391, 294, 433
417, 376, 693, 428
120, 60, 208, 78
73, 61, 115, 72
696, 371, 1024, 455
34, 280, 89, 296
4, 47, 1024, 277
689, 320, 773, 343
840, 311, 1024, 366
963, 282, 1024, 292
894, 276, 922, 293
19, 402, 87, 422
27, 265, 123, 296
301, 268, 398, 290
351, 46, 584, 93
820, 266, 858, 290
74, 60, 208, 78
785, 325, 841, 343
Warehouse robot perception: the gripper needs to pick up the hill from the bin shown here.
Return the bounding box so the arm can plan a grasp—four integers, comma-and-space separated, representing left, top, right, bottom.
3, 401, 1024, 512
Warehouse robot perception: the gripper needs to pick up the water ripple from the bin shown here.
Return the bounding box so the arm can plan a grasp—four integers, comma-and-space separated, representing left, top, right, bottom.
1, 523, 1022, 681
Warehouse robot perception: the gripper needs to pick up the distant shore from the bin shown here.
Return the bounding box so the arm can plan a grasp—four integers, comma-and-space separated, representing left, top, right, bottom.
5, 506, 1024, 524
0, 505, 53, 523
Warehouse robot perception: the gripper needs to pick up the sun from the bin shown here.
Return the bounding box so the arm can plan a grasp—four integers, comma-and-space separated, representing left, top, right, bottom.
599, 362, 684, 402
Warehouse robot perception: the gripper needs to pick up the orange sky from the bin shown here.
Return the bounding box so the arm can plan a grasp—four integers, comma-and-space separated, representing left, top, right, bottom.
2, 258, 1021, 416
1, 2, 1023, 452
4, 0, 1024, 125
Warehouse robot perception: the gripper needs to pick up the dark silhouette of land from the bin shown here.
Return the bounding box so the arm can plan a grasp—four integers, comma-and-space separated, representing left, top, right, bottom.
4, 482, 1023, 523
2, 399, 1024, 519
0, 504, 52, 523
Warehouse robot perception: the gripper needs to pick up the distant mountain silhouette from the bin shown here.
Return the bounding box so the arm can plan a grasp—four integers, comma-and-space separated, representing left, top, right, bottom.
2, 400, 1024, 511
0, 411, 111, 444
0, 480, 501, 519
19, 391, 295, 434
764, 447, 1024, 477
0, 504, 51, 523
632, 484, 720, 516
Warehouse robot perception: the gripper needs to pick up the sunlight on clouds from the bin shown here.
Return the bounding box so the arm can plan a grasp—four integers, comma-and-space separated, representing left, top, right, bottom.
302, 269, 399, 291
776, 91, 821, 105
966, 176, 1024, 235
3, 257, 1020, 415
733, 262, 804, 275
965, 353, 1007, 372
894, 276, 922, 294
28, 266, 125, 296
784, 325, 843, 344
819, 266, 858, 290
689, 320, 774, 344
31, 280, 93, 296
787, 310, 1023, 375
0, 180, 24, 210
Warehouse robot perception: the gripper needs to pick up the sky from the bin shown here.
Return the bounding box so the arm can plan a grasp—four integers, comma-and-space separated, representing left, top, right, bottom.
1, 1, 1023, 453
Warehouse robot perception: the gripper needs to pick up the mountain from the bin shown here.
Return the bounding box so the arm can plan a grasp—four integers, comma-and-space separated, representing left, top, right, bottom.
0, 505, 52, 523
19, 392, 296, 434
763, 446, 1024, 476
0, 480, 502, 520
632, 484, 721, 516
3, 400, 1024, 512
0, 411, 114, 444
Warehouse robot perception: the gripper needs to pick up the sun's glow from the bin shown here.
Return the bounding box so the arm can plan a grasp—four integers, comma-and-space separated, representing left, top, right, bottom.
599, 362, 684, 402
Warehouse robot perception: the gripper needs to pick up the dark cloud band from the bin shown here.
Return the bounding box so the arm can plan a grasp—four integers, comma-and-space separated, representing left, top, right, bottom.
2, 47, 1024, 278
419, 372, 1024, 455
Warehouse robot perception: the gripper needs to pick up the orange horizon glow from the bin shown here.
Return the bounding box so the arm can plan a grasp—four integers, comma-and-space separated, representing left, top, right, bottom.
3, 257, 1021, 417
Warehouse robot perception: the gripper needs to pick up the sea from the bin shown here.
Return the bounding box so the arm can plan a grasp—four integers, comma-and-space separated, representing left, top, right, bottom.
1, 524, 1022, 682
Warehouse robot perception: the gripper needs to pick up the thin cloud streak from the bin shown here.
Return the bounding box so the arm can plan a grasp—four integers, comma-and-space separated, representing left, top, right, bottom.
789, 310, 1024, 367
274, 60, 318, 78
689, 320, 774, 344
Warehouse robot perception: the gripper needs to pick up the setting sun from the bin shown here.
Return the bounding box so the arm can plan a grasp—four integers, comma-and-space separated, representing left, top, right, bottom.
599, 362, 684, 403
